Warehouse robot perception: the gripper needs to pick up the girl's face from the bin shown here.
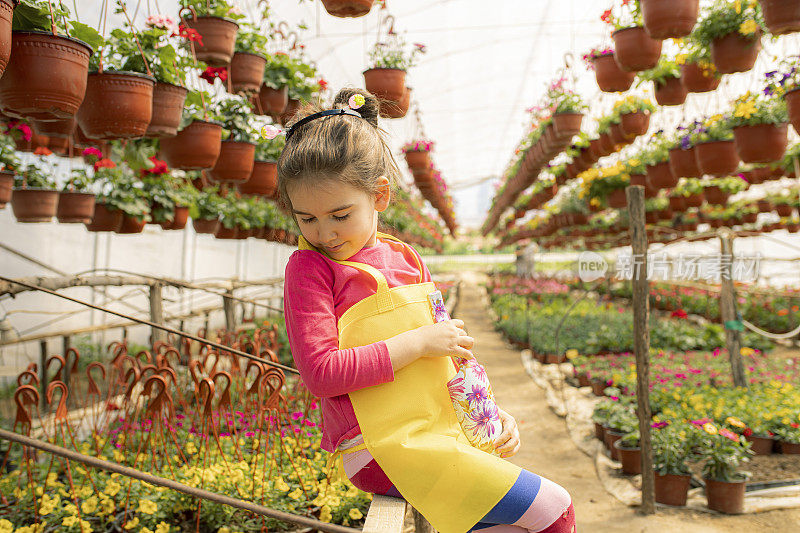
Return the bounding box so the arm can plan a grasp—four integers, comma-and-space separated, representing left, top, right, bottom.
288, 176, 390, 261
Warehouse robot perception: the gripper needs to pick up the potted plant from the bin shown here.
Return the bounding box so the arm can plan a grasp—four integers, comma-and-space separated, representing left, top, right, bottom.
676, 39, 721, 93
10, 163, 59, 222
612, 95, 654, 139
363, 33, 425, 114
159, 90, 223, 170
82, 150, 123, 231
179, 0, 243, 66
637, 58, 687, 106
0, 133, 17, 208
229, 22, 268, 95
282, 56, 322, 123
640, 0, 699, 39
100, 170, 151, 234
208, 96, 256, 184
614, 430, 642, 475
759, 0, 800, 35
640, 132, 676, 189
57, 168, 95, 223
669, 121, 703, 178
624, 156, 647, 186
190, 186, 223, 234
652, 421, 694, 506
771, 193, 796, 217
240, 133, 283, 197
672, 178, 704, 207
402, 139, 434, 170
603, 2, 662, 72
729, 91, 789, 164
694, 0, 764, 74
703, 176, 747, 205
696, 421, 754, 514
255, 52, 291, 117
547, 76, 586, 139
693, 114, 740, 176
0, 0, 13, 76
321, 0, 374, 18
773, 421, 800, 454
583, 46, 635, 93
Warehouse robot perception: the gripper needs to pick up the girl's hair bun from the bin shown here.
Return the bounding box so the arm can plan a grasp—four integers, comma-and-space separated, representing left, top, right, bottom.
333, 88, 379, 128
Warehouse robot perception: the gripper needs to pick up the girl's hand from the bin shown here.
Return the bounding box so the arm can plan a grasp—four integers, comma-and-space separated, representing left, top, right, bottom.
494, 407, 521, 458
418, 319, 475, 360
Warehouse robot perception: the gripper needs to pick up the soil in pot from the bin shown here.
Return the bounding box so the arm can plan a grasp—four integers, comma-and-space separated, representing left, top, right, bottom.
680, 62, 720, 93
192, 217, 220, 234
238, 160, 277, 197
733, 123, 788, 164
695, 140, 740, 176
612, 26, 662, 72
704, 477, 746, 514
669, 147, 701, 178
592, 54, 636, 93
654, 473, 691, 506
654, 76, 688, 106
115, 215, 147, 234
0, 32, 92, 121
711, 32, 761, 74
56, 191, 95, 223
613, 442, 642, 475
159, 120, 222, 170
146, 82, 188, 138
0, 169, 11, 208
181, 16, 238, 66
760, 0, 800, 35
363, 68, 406, 105
255, 84, 288, 116
321, 0, 373, 17
208, 141, 256, 183
10, 188, 59, 222
77, 71, 155, 140
641, 0, 699, 39
85, 203, 123, 232
230, 52, 267, 94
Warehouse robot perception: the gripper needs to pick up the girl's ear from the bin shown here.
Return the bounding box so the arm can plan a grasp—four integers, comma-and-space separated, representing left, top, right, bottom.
374, 176, 391, 212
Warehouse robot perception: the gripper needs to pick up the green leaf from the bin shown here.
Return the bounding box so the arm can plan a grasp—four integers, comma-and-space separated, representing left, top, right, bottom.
69, 21, 104, 52
12, 2, 52, 32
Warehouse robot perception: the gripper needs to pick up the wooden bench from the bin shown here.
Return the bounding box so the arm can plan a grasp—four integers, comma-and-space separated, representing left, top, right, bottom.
363, 495, 434, 533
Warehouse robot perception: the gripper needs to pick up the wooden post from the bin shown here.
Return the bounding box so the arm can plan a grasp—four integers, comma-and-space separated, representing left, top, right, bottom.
203, 312, 210, 337
719, 230, 748, 388
223, 289, 236, 333
149, 282, 166, 345
62, 335, 71, 401
626, 185, 654, 515
39, 340, 47, 409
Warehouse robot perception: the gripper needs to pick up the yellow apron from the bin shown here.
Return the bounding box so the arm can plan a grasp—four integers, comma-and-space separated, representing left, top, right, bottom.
299, 233, 521, 533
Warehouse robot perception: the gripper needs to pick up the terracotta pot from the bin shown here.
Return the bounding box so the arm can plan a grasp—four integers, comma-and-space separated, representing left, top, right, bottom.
77, 71, 155, 140
748, 434, 774, 455
760, 0, 800, 35
645, 211, 658, 223
646, 161, 677, 188
239, 160, 277, 197
159, 120, 222, 170
703, 185, 730, 206
208, 140, 256, 183
742, 212, 758, 224
192, 217, 220, 234
589, 138, 605, 160
711, 32, 761, 74
757, 199, 773, 212
46, 135, 70, 155
33, 116, 76, 138
641, 0, 699, 39
695, 140, 740, 176
56, 191, 95, 223
229, 52, 266, 94
255, 84, 288, 116
215, 225, 238, 239
733, 123, 788, 163
605, 430, 624, 461
599, 132, 616, 155
85, 203, 123, 232
146, 82, 188, 138
658, 207, 673, 220
593, 421, 605, 440
786, 87, 800, 136
614, 442, 641, 475
669, 196, 687, 211
115, 214, 147, 234
321, 0, 373, 17
280, 98, 300, 125
363, 67, 406, 104
181, 16, 238, 66
669, 147, 701, 178
780, 441, 800, 454
405, 150, 431, 170
607, 188, 628, 209
0, 0, 12, 77
612, 26, 662, 72
0, 31, 92, 120
592, 54, 636, 93
609, 123, 629, 146
10, 188, 58, 222
0, 169, 11, 208
552, 113, 583, 139
704, 477, 745, 514
158, 206, 189, 230
685, 193, 704, 208
620, 112, 650, 138
775, 203, 794, 217
380, 86, 411, 119
654, 473, 691, 506
680, 62, 720, 93
654, 76, 688, 106
591, 379, 607, 397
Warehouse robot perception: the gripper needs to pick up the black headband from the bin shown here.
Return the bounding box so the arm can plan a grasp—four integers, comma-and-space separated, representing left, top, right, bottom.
285, 108, 364, 142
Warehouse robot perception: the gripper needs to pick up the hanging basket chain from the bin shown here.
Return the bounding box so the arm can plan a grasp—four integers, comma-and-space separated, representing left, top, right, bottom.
118, 1, 153, 78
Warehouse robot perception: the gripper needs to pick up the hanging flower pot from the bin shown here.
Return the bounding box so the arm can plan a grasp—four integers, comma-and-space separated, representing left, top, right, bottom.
238, 160, 277, 197
589, 138, 606, 160
207, 140, 256, 184
405, 150, 431, 170
695, 140, 740, 176
255, 84, 287, 116
77, 71, 155, 140
215, 225, 238, 239
704, 478, 745, 514
599, 132, 616, 154
115, 214, 147, 234
230, 52, 267, 94
592, 54, 636, 92
380, 86, 411, 119
159, 120, 223, 170
552, 112, 583, 139
646, 162, 677, 188
10, 188, 59, 222
645, 211, 658, 223
733, 123, 788, 163
47, 135, 68, 155
641, 0, 699, 39
680, 63, 720, 93
654, 76, 688, 106
685, 192, 704, 207
711, 32, 761, 74
654, 473, 691, 506
759, 0, 800, 35
612, 27, 663, 72
609, 123, 630, 146
56, 191, 95, 223
613, 442, 641, 475
321, 0, 373, 17
0, 0, 12, 78
0, 169, 11, 208
363, 68, 406, 104
607, 188, 628, 209
620, 112, 650, 138
630, 173, 647, 187
280, 98, 300, 125
33, 116, 76, 138
703, 185, 730, 205
669, 196, 687, 211
192, 217, 220, 234
14, 131, 49, 153
742, 211, 758, 223
146, 82, 188, 138
775, 203, 794, 217
85, 203, 123, 232
669, 147, 701, 178
757, 199, 773, 213
0, 31, 92, 120
181, 16, 238, 67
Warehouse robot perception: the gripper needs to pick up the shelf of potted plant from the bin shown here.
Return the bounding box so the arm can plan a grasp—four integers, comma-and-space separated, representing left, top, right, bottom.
694, 0, 764, 75
179, 0, 242, 67
702, 176, 747, 206
677, 38, 721, 93
321, 0, 374, 18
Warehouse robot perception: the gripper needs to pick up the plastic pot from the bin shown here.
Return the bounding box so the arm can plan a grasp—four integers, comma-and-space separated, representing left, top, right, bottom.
239, 160, 277, 197
77, 71, 155, 140
56, 191, 95, 223
780, 441, 800, 454
115, 214, 147, 234
759, 0, 800, 35
192, 217, 220, 235
605, 430, 624, 461
612, 26, 662, 72
669, 146, 701, 178
363, 67, 406, 104
702, 185, 730, 206
733, 123, 789, 164
680, 62, 720, 93
641, 0, 699, 39
711, 32, 761, 74
613, 442, 641, 475
704, 477, 745, 514
654, 76, 688, 106
10, 188, 59, 222
255, 84, 288, 116
592, 54, 635, 93
695, 140, 740, 176
776, 204, 794, 217
85, 203, 123, 232
146, 82, 188, 138
380, 86, 411, 119
0, 169, 10, 208
552, 112, 583, 139
207, 140, 256, 184
159, 120, 222, 170
321, 0, 373, 17
654, 473, 691, 506
230, 52, 266, 94
620, 111, 650, 138
181, 16, 238, 66
646, 161, 677, 189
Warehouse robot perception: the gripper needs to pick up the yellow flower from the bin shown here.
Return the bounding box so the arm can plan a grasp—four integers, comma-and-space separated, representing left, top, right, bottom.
78, 485, 93, 499
348, 508, 363, 520
140, 528, 154, 533
734, 101, 757, 119
124, 517, 140, 530
113, 450, 126, 463
185, 441, 197, 454
138, 499, 158, 515
565, 349, 579, 360
218, 528, 231, 533
739, 19, 759, 36
288, 487, 303, 500
726, 416, 746, 428
734, 0, 742, 13
63, 516, 80, 528
79, 520, 93, 532
104, 480, 122, 497
81, 496, 98, 515
703, 423, 718, 435
38, 493, 59, 515
319, 505, 332, 523
0, 519, 12, 533
675, 53, 687, 65
274, 477, 290, 492
740, 347, 754, 356
99, 496, 115, 516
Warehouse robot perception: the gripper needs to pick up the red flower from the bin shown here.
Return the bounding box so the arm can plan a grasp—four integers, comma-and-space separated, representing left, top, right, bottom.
670, 309, 688, 318
179, 25, 203, 46
200, 66, 228, 84
743, 427, 753, 437
317, 78, 328, 91
33, 146, 52, 156
600, 9, 612, 23
719, 428, 740, 443
141, 155, 169, 177
6, 120, 32, 142
93, 158, 116, 171
82, 146, 103, 160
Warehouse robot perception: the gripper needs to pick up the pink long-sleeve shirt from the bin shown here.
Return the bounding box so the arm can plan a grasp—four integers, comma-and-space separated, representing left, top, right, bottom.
283, 238, 432, 452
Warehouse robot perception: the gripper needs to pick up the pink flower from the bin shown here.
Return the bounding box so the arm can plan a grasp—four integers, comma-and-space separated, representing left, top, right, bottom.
260, 124, 282, 140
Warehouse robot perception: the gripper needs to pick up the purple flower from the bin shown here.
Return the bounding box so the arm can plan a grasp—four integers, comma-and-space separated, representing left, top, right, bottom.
465, 384, 488, 406
464, 402, 500, 438
764, 86, 774, 96
765, 70, 777, 79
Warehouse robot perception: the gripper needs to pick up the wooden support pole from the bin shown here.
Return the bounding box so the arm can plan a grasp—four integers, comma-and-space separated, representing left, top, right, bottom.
719, 230, 748, 388
39, 340, 47, 409
223, 289, 236, 332
149, 282, 166, 345
626, 185, 654, 515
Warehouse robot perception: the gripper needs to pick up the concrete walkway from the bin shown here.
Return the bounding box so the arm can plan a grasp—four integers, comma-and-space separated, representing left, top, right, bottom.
454, 273, 800, 532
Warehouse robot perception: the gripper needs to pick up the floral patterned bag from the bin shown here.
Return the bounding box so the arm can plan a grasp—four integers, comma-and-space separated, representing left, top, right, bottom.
428, 291, 503, 455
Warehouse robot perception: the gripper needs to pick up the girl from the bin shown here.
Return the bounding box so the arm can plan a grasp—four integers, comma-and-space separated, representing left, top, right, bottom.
280, 88, 575, 533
